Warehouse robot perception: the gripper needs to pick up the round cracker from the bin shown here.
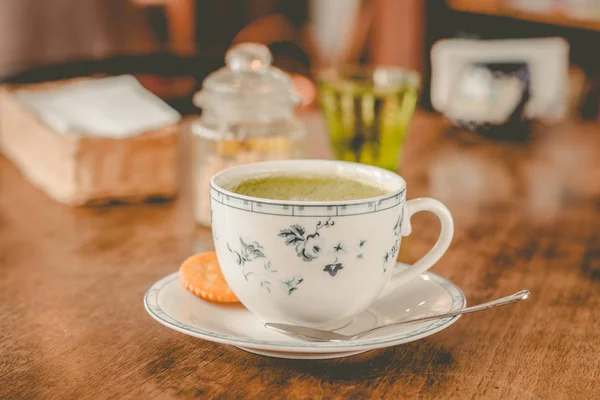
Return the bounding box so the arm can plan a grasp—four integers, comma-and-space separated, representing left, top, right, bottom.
179, 252, 239, 303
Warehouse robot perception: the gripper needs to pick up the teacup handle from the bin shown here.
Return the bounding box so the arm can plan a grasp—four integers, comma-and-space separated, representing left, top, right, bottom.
380, 198, 454, 297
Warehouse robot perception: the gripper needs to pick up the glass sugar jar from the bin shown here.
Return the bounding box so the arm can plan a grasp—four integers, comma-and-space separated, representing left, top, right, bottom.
191, 43, 306, 226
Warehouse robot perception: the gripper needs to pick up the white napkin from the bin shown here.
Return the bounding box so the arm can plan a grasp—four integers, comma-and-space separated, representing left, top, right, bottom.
14, 75, 181, 138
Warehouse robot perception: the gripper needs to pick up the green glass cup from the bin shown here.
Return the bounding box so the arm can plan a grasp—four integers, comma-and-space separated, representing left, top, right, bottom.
317, 66, 420, 172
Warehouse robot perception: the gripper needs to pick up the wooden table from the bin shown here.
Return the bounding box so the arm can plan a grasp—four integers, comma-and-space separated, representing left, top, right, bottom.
1, 112, 599, 399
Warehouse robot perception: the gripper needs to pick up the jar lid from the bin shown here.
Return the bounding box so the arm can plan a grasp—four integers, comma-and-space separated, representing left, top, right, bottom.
194, 43, 302, 111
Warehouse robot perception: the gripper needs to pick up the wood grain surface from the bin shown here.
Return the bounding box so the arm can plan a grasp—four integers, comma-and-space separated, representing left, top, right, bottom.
1, 112, 599, 399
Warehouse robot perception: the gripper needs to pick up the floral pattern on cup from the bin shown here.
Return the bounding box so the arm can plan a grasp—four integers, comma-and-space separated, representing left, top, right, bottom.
278, 218, 373, 278
227, 238, 266, 266
280, 276, 304, 295
278, 218, 335, 262
383, 211, 404, 272
393, 211, 403, 236
254, 262, 304, 295
225, 208, 406, 293
227, 238, 303, 295
323, 259, 344, 276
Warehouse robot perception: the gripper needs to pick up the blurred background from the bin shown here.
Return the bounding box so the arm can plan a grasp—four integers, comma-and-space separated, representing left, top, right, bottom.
2, 0, 600, 118
2, 0, 600, 217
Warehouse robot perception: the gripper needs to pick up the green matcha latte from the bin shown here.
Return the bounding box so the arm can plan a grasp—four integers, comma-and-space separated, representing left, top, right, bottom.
226, 175, 389, 201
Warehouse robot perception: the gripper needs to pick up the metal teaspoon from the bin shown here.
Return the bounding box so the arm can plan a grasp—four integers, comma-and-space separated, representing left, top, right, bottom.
265, 290, 530, 342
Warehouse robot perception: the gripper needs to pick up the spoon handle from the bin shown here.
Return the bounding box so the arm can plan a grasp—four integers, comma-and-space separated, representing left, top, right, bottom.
358, 290, 530, 339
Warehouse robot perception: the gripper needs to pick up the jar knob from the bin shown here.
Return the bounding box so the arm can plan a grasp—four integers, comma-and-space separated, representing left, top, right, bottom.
226, 43, 272, 74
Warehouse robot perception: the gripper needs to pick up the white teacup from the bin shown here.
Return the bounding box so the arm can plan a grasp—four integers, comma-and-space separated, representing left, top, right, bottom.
210, 160, 454, 329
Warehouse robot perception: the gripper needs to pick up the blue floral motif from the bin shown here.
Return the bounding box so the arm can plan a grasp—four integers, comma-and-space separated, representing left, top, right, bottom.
393, 211, 403, 237
390, 239, 400, 259
333, 243, 345, 253
324, 262, 344, 277
278, 219, 369, 278
279, 218, 334, 262
281, 276, 304, 295
382, 251, 390, 272
302, 234, 323, 261
260, 280, 271, 293
263, 261, 277, 273
383, 213, 403, 272
225, 240, 303, 296
227, 238, 265, 266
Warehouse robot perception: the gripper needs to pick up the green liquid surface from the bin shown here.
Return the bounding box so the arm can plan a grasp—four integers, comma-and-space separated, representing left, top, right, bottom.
228, 175, 389, 201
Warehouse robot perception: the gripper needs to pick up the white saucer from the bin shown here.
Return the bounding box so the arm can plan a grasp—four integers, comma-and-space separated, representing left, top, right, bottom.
144, 263, 466, 360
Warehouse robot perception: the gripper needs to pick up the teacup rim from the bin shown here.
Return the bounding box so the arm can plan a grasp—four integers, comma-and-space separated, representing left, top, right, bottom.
210, 159, 406, 207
